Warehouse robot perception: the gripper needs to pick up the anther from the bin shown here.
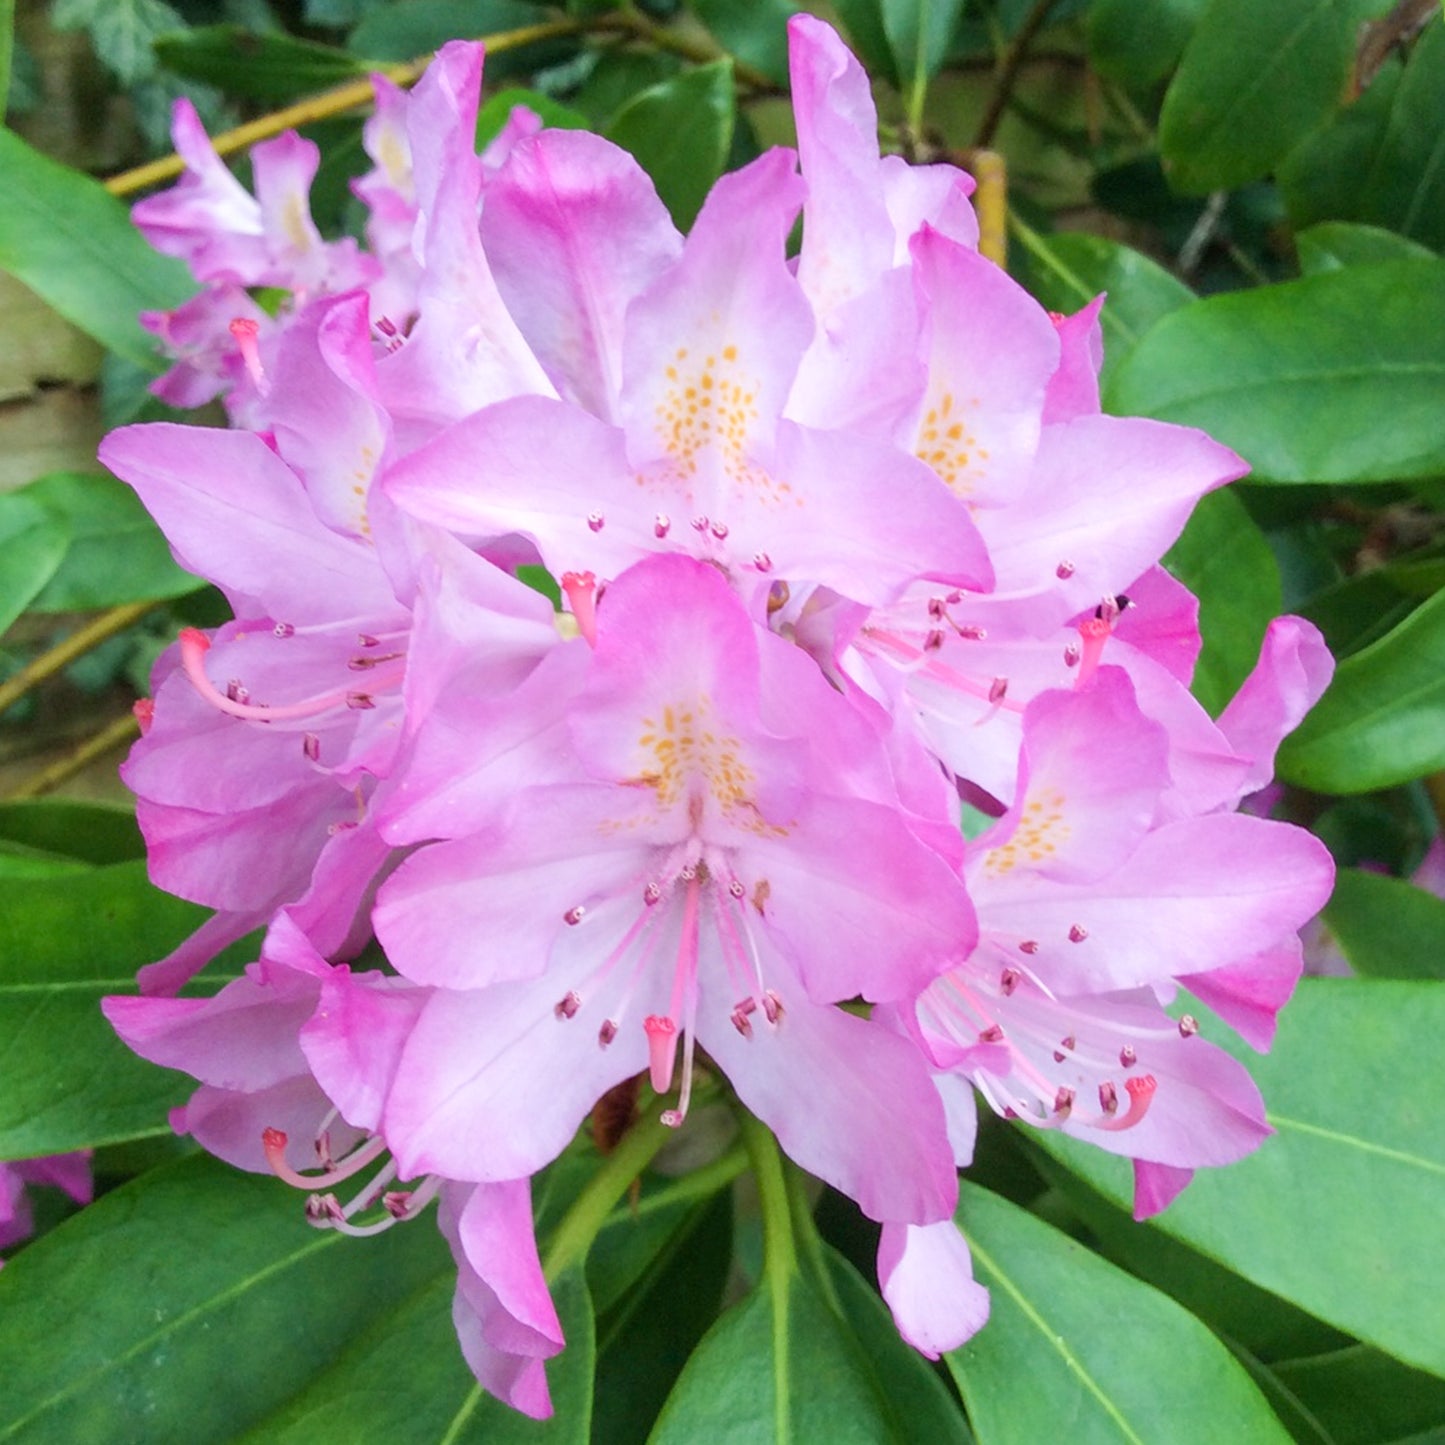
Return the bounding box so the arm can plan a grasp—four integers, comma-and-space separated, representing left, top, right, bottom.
305, 1193, 342, 1225
643, 881, 662, 906
644, 1015, 678, 1092
587, 511, 605, 532
554, 991, 581, 1019
1119, 1044, 1137, 1067
989, 676, 1008, 703
728, 878, 746, 900
598, 1019, 618, 1047
1097, 1075, 1157, 1132
1178, 1014, 1199, 1038
753, 552, 772, 572
928, 597, 947, 620
303, 733, 320, 763
654, 514, 671, 538
924, 630, 945, 651
690, 515, 710, 532
999, 966, 1021, 995
345, 693, 375, 709
731, 997, 757, 1038
761, 989, 784, 1025
1063, 642, 1081, 667
978, 1024, 1004, 1044
1068, 923, 1089, 943
133, 698, 155, 734
227, 680, 249, 704
1019, 940, 1040, 955
1099, 1081, 1119, 1115
680, 863, 698, 882
563, 906, 586, 926
273, 622, 295, 638
382, 1191, 413, 1219
710, 521, 729, 540
1056, 560, 1075, 579
357, 634, 378, 647
956, 623, 987, 641
1053, 1086, 1075, 1114
1053, 1035, 1075, 1063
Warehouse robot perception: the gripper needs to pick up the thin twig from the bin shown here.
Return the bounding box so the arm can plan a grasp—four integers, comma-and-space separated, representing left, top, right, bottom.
974, 0, 1066, 149
5, 712, 140, 799
969, 149, 1009, 267
104, 17, 597, 198
0, 600, 155, 718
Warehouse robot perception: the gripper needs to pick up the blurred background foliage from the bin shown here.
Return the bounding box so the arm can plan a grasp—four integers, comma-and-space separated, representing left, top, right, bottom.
0, 1, 1443, 1441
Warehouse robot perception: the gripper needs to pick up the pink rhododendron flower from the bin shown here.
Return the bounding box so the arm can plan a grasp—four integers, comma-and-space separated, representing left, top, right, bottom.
96, 17, 1340, 1415
0, 1152, 93, 1260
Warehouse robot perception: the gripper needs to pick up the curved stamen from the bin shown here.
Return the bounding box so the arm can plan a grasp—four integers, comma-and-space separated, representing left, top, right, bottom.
262, 1127, 388, 1190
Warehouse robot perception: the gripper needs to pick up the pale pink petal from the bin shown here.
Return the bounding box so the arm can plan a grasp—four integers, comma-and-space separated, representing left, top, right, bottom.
1178, 939, 1303, 1052
878, 1220, 990, 1358
1132, 1159, 1194, 1219
1041, 294, 1104, 424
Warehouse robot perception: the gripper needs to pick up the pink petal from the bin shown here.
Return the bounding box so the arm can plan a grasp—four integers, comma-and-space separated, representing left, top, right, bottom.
878, 1220, 990, 1358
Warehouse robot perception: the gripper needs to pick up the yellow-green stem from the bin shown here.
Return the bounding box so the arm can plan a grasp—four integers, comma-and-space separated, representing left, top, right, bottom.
0, 600, 155, 718
4, 711, 139, 800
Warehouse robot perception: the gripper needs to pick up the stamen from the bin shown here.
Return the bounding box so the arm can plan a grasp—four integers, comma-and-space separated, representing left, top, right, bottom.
978, 1024, 1004, 1043
133, 698, 155, 734
1053, 1035, 1075, 1063
989, 676, 1008, 702
999, 966, 1021, 995
560, 571, 599, 647
261, 1127, 387, 1191
690, 515, 709, 532
1056, 560, 1075, 579
1019, 940, 1040, 955
598, 1019, 618, 1047
654, 514, 671, 538
762, 989, 784, 1025
1053, 1086, 1075, 1114
1119, 1044, 1137, 1067
564, 905, 586, 926
1063, 641, 1081, 668
1068, 923, 1088, 943
731, 997, 757, 1037
710, 521, 729, 540
753, 552, 772, 572
587, 511, 605, 532
273, 622, 295, 639
1099, 1081, 1119, 1115
555, 990, 581, 1019
643, 882, 662, 906
303, 733, 320, 763
1094, 1075, 1157, 1132
1178, 1014, 1199, 1037
1074, 613, 1113, 689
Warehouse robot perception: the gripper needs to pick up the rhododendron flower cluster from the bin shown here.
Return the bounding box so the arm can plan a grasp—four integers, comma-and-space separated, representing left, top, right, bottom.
99, 17, 1334, 1417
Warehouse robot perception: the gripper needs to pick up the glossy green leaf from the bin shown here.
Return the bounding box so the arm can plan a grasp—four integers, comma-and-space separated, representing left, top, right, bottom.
1296, 220, 1437, 276
692, 0, 799, 86
155, 25, 369, 103
1034, 980, 1445, 1378
237, 1266, 594, 1443
1269, 1343, 1445, 1444
1105, 261, 1445, 484
1159, 0, 1363, 194
0, 490, 69, 636
1280, 20, 1445, 252
0, 800, 144, 865
649, 1240, 967, 1442
1321, 868, 1445, 980
20, 471, 203, 610
0, 0, 13, 119
593, 1193, 732, 1444
476, 87, 589, 150
1087, 0, 1206, 92
1278, 587, 1445, 791
606, 61, 735, 232
0, 128, 194, 371
883, 0, 967, 103
1163, 488, 1282, 714
949, 1184, 1290, 1444
0, 861, 244, 1159
349, 0, 548, 61
1012, 230, 1194, 386
0, 1153, 454, 1443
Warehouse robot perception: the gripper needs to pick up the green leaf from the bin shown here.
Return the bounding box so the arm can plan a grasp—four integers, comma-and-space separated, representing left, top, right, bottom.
1278, 587, 1445, 791
52, 0, 185, 85
649, 1240, 966, 1442
1163, 488, 1282, 714
1269, 1343, 1445, 1444
1012, 230, 1195, 386
0, 800, 144, 865
1280, 20, 1445, 252
237, 1265, 595, 1443
349, 0, 548, 60
0, 130, 194, 371
1158, 0, 1364, 195
476, 87, 589, 150
605, 61, 736, 232
1296, 220, 1437, 276
0, 0, 14, 120
1321, 868, 1445, 980
691, 0, 800, 86
881, 0, 967, 105
593, 1193, 732, 1444
1087, 0, 1207, 93
1034, 979, 1445, 1378
949, 1183, 1291, 1444
155, 25, 369, 103
0, 490, 69, 635
0, 861, 246, 1159
19, 471, 203, 610
0, 1153, 456, 1443
1105, 261, 1445, 485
